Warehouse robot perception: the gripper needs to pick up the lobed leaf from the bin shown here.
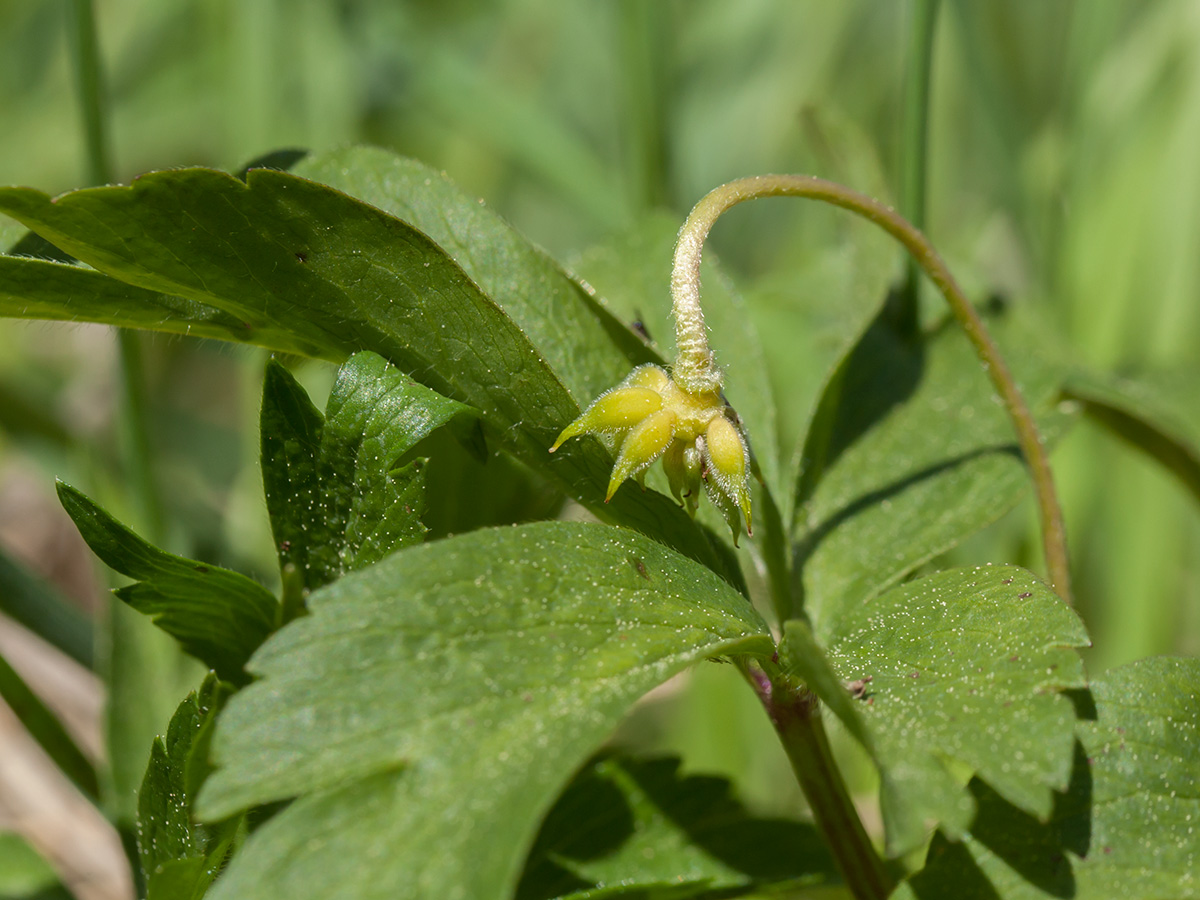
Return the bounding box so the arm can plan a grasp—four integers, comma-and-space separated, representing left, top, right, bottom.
56, 482, 278, 685
138, 674, 242, 900
291, 150, 740, 578
894, 656, 1200, 899
198, 522, 772, 900
783, 565, 1089, 857
0, 164, 739, 587
291, 147, 652, 407
517, 754, 837, 899
794, 304, 1073, 626
0, 255, 322, 356
261, 351, 480, 593
1064, 365, 1200, 505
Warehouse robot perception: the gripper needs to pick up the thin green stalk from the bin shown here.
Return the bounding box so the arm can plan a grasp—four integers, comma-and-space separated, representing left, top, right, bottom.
618, 0, 671, 212
280, 562, 309, 625
67, 6, 161, 893
674, 175, 1073, 603
115, 329, 164, 541
739, 658, 892, 900
66, 0, 113, 187
897, 0, 941, 327
67, 0, 164, 541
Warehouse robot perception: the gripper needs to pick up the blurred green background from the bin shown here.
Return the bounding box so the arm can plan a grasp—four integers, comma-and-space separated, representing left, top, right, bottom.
0, 0, 1198, 853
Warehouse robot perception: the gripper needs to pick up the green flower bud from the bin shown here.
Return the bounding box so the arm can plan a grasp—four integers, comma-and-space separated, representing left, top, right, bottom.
623, 363, 671, 392
702, 414, 752, 534
663, 439, 702, 515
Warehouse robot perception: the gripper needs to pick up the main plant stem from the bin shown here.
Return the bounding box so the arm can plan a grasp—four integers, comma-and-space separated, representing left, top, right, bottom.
740, 659, 892, 899
673, 175, 1073, 604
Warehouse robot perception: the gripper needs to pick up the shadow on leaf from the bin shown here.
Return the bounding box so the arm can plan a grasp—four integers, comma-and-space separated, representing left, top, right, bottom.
905, 739, 1093, 899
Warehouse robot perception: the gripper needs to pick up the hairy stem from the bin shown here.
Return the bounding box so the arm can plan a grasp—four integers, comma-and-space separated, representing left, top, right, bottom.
674, 175, 1072, 603
670, 213, 723, 394
740, 658, 892, 900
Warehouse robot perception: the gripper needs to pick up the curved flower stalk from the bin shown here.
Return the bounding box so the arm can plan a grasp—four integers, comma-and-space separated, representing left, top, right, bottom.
550, 218, 754, 540
553, 173, 1072, 604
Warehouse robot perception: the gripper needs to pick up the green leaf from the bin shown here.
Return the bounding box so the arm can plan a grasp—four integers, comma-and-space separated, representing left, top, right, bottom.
0, 255, 322, 355
261, 351, 480, 593
198, 522, 773, 900
105, 602, 203, 830
0, 652, 97, 799
0, 214, 25, 250
56, 482, 278, 684
893, 656, 1200, 899
795, 304, 1073, 626
291, 147, 652, 407
783, 565, 1089, 857
138, 674, 242, 900
0, 832, 69, 900
292, 150, 736, 575
0, 545, 93, 668
0, 164, 738, 587
517, 755, 837, 900
5, 230, 75, 263
1064, 366, 1200, 505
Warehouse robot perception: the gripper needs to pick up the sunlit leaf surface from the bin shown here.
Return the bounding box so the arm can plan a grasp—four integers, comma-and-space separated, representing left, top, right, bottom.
784, 565, 1089, 857
261, 351, 479, 592
138, 675, 241, 900
199, 522, 772, 900
893, 656, 1200, 899
57, 482, 278, 685
0, 166, 739, 585
795, 306, 1073, 625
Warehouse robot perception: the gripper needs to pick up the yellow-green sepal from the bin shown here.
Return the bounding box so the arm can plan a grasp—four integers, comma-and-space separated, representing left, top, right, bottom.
550, 386, 663, 452
663, 440, 702, 516
606, 409, 677, 501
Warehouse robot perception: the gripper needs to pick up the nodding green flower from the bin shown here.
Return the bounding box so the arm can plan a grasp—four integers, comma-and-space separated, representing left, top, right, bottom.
549, 186, 772, 540
550, 363, 753, 540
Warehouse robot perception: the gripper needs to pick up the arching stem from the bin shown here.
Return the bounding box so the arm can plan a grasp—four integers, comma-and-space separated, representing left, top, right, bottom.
673, 175, 1073, 604
670, 220, 724, 394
